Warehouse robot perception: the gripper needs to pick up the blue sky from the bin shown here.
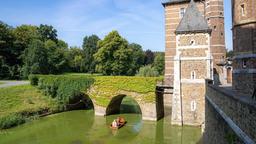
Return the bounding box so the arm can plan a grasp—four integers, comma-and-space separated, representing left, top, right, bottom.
0, 0, 232, 51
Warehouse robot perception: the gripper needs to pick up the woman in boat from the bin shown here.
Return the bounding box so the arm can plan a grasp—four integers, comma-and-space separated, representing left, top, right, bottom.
112, 119, 118, 128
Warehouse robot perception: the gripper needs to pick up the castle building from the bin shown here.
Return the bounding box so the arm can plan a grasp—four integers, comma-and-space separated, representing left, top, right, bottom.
162, 0, 226, 126
162, 0, 226, 85
232, 0, 256, 95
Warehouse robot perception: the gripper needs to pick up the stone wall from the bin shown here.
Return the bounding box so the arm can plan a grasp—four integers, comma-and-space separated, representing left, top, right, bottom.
181, 60, 207, 79
203, 97, 244, 144
181, 83, 205, 126
205, 81, 256, 143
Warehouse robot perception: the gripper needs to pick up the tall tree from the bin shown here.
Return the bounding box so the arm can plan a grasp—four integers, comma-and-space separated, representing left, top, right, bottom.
0, 21, 22, 79
66, 47, 84, 72
37, 24, 58, 42
94, 31, 134, 75
144, 49, 155, 65
82, 35, 100, 73
22, 39, 49, 77
13, 25, 39, 59
128, 43, 145, 75
45, 40, 67, 74
153, 52, 165, 75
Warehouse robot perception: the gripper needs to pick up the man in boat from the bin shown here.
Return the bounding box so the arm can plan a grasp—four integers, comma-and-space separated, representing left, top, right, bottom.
117, 117, 125, 126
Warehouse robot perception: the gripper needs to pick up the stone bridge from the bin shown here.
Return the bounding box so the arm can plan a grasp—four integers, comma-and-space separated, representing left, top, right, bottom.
78, 85, 173, 121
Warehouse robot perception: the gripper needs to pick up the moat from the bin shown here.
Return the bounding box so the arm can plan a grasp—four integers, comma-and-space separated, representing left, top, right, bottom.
0, 110, 201, 144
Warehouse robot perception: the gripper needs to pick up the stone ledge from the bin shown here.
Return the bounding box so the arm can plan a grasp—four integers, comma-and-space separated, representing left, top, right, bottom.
206, 95, 255, 144
207, 83, 256, 109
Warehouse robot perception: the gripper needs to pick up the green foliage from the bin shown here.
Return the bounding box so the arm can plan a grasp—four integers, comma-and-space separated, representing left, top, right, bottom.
66, 47, 85, 72
144, 49, 155, 65
153, 53, 165, 75
128, 43, 145, 75
0, 113, 25, 129
45, 40, 67, 74
28, 74, 39, 86
13, 25, 39, 58
94, 31, 139, 76
22, 39, 49, 77
37, 24, 58, 42
226, 49, 234, 58
82, 35, 100, 73
32, 75, 94, 110
136, 65, 159, 77
90, 76, 163, 106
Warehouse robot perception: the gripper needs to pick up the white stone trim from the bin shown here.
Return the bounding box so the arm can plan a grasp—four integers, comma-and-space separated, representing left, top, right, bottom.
233, 54, 256, 59
181, 79, 205, 83
233, 69, 256, 74
178, 45, 209, 49
180, 57, 211, 61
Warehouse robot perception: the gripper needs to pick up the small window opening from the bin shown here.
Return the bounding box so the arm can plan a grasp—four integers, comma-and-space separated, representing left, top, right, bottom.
213, 26, 217, 30
241, 4, 245, 16
242, 59, 247, 68
191, 101, 197, 111
191, 71, 196, 79
190, 40, 195, 46
180, 8, 186, 18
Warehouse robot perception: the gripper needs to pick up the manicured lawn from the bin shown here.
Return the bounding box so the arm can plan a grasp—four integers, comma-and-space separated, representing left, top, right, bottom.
0, 85, 58, 120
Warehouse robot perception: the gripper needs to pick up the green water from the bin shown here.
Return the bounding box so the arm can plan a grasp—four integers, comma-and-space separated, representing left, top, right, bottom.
0, 110, 202, 144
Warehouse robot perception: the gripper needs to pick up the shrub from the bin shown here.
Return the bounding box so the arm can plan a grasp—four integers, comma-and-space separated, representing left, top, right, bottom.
28, 74, 39, 86
0, 113, 25, 129
136, 65, 159, 77
30, 75, 94, 110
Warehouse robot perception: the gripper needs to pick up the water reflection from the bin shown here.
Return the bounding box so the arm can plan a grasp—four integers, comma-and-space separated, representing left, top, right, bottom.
0, 110, 201, 144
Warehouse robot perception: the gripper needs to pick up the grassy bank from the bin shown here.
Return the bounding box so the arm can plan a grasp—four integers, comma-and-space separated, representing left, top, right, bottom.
0, 82, 5, 85
0, 85, 58, 129
1, 74, 162, 129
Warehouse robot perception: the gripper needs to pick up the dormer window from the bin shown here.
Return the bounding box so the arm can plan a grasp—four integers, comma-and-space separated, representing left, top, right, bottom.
241, 4, 245, 16
180, 8, 186, 18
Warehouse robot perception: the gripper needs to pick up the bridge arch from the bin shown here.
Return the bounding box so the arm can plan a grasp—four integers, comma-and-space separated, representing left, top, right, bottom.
66, 93, 94, 111
106, 95, 142, 116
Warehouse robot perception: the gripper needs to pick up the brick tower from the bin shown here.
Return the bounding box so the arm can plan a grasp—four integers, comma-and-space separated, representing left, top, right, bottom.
205, 0, 226, 84
172, 0, 212, 126
162, 0, 226, 85
162, 0, 226, 126
232, 0, 256, 95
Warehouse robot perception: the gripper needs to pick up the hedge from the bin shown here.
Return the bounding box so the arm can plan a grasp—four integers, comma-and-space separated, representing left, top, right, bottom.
29, 75, 94, 110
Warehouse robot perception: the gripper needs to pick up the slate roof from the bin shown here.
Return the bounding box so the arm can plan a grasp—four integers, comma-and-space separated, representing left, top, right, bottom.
162, 0, 190, 5
162, 0, 203, 6
175, 0, 211, 34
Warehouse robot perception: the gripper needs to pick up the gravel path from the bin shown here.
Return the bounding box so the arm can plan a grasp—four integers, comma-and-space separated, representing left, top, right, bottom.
0, 81, 30, 88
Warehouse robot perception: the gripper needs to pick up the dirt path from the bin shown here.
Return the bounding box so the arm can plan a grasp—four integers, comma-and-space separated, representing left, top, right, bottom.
0, 81, 29, 88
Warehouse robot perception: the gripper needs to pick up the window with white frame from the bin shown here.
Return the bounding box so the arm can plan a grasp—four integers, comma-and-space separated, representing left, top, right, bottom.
180, 8, 186, 18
